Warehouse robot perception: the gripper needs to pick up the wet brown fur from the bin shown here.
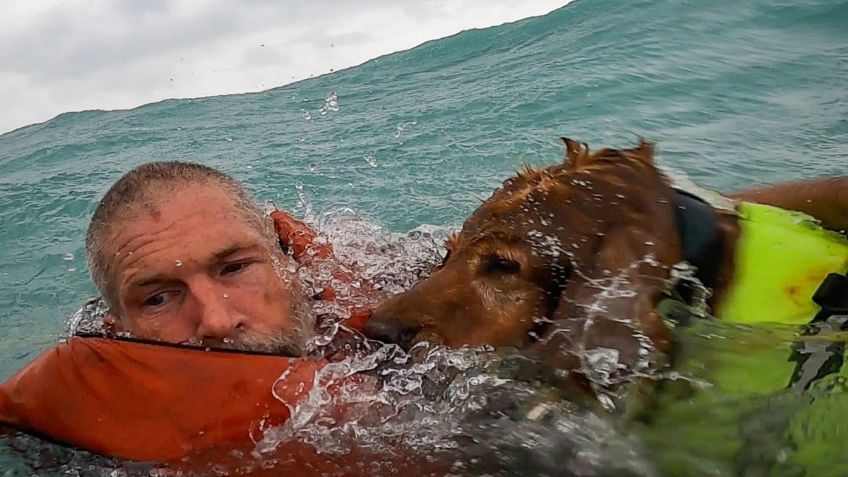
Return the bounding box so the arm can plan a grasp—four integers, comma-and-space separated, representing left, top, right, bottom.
366, 139, 721, 384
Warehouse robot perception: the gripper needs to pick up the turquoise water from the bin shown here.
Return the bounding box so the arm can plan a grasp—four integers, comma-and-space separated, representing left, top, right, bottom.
1, 0, 847, 474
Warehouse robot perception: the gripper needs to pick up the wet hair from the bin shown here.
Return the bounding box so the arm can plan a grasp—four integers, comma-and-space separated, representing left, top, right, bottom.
85, 161, 272, 310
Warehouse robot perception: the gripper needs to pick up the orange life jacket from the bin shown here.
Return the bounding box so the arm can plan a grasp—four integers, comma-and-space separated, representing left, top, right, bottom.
0, 337, 442, 476
0, 336, 321, 462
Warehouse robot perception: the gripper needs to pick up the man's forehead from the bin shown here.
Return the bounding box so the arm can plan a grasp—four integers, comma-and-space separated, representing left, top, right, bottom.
125, 241, 264, 287
106, 183, 266, 260
136, 181, 243, 217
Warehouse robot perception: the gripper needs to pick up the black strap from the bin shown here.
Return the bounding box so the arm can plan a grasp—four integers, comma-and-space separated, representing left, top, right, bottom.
672, 190, 725, 295
812, 273, 848, 317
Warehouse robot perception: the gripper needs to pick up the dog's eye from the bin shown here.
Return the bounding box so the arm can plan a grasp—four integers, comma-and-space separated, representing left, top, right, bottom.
483, 255, 521, 275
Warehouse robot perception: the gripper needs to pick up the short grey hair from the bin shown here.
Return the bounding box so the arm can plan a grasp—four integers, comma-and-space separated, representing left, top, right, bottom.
85, 161, 273, 310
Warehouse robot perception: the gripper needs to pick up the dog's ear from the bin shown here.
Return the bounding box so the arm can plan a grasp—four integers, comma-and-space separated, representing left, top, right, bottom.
624, 139, 655, 166
540, 227, 673, 381
561, 137, 591, 170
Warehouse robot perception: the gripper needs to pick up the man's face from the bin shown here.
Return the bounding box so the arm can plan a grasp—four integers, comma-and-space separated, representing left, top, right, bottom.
105, 183, 308, 352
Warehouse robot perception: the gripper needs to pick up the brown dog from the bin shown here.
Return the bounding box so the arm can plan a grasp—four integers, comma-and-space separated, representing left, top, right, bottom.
364, 139, 847, 384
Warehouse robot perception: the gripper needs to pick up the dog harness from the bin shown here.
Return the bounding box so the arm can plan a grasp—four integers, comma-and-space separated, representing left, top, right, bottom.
672, 191, 848, 324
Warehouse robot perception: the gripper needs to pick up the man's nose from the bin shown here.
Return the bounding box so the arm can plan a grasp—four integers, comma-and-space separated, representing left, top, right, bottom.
193, 280, 241, 341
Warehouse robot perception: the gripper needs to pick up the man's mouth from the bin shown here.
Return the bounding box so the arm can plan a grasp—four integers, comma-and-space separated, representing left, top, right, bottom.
179, 331, 304, 356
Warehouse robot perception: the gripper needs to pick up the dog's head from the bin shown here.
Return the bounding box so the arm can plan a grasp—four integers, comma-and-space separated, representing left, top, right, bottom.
366, 139, 682, 370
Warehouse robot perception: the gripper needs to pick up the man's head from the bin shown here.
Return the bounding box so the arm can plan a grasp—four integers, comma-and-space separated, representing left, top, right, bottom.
85, 162, 312, 354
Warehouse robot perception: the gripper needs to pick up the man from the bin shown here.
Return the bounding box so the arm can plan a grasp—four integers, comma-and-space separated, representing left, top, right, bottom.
84, 161, 313, 354
83, 161, 374, 355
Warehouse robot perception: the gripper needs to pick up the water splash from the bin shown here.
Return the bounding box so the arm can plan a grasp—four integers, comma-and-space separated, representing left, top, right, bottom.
242, 209, 656, 475
253, 336, 657, 476
294, 207, 448, 298
65, 297, 110, 338
393, 121, 417, 143
319, 91, 340, 115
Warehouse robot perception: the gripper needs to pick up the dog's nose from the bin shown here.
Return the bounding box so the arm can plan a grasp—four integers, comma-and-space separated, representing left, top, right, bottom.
362, 317, 405, 345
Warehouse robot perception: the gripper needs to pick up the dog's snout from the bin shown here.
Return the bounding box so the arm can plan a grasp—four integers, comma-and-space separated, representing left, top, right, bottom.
363, 317, 404, 344
363, 315, 421, 348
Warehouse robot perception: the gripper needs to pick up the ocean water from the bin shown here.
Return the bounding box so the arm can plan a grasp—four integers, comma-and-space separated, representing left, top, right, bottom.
1, 0, 847, 475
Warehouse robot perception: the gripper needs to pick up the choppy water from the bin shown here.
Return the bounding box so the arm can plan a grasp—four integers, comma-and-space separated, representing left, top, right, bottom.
1, 0, 848, 475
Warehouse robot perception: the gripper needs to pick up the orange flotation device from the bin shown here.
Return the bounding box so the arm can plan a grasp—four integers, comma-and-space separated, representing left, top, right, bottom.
0, 337, 322, 462
0, 338, 441, 475
0, 211, 401, 472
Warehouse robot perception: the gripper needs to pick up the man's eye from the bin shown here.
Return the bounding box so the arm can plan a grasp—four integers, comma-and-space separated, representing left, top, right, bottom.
144, 293, 167, 307
221, 262, 248, 275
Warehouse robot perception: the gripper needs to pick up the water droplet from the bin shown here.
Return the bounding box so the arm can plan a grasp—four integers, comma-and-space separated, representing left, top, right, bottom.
246, 165, 253, 170
62, 253, 74, 261
319, 91, 339, 115
264, 200, 278, 214
309, 163, 317, 172
363, 154, 377, 167
223, 293, 229, 299
224, 137, 233, 142
301, 109, 312, 120
175, 260, 183, 267
66, 267, 77, 272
